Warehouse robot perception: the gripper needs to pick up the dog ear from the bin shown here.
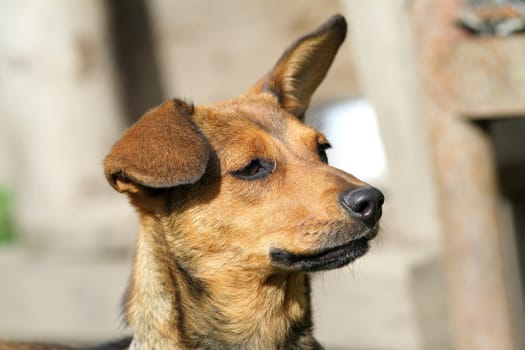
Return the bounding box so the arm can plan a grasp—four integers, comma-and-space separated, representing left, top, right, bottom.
104, 99, 209, 193
248, 14, 347, 121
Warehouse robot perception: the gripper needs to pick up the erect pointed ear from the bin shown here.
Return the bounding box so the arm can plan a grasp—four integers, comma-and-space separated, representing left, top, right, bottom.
104, 99, 210, 193
248, 14, 347, 121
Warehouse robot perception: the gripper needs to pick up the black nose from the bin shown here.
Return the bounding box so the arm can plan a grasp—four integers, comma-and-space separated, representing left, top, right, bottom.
340, 186, 384, 226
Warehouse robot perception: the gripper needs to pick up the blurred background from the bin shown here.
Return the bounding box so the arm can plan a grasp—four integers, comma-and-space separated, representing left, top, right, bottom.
1, 0, 525, 349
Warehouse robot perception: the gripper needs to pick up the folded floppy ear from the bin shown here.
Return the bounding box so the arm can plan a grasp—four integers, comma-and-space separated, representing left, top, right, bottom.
248, 14, 347, 121
104, 99, 209, 193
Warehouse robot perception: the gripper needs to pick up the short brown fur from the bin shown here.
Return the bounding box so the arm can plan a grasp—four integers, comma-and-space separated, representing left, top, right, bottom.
0, 15, 383, 350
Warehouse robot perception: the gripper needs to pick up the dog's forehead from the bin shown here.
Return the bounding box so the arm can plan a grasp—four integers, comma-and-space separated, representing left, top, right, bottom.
194, 94, 318, 145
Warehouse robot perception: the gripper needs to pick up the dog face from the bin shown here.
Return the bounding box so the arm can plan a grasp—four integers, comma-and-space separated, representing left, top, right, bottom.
104, 15, 383, 277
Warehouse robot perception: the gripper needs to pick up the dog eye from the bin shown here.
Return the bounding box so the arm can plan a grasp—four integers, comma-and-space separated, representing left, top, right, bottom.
232, 159, 275, 180
317, 143, 331, 164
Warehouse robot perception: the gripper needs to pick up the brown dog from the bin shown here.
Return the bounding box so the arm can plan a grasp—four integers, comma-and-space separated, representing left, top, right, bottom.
0, 14, 383, 350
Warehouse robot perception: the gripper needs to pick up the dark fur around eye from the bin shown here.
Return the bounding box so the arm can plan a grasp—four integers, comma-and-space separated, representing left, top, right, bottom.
232, 159, 275, 180
317, 143, 331, 164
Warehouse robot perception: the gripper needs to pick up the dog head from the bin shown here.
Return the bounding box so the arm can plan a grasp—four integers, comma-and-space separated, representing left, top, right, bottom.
104, 15, 383, 274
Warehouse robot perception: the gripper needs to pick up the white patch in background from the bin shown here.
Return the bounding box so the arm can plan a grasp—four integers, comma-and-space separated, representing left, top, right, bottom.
314, 99, 388, 183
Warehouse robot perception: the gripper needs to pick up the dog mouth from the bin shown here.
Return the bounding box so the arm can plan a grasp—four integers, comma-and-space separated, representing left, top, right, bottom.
270, 227, 378, 272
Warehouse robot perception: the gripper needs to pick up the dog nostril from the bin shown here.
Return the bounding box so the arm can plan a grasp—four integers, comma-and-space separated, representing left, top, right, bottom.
350, 196, 371, 215
340, 187, 384, 226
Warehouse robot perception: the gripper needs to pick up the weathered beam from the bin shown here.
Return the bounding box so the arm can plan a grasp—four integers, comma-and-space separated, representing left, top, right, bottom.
414, 0, 525, 118
412, 0, 522, 349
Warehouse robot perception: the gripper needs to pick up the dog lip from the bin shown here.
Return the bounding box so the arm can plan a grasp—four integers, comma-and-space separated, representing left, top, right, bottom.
270, 228, 377, 272
354, 224, 380, 241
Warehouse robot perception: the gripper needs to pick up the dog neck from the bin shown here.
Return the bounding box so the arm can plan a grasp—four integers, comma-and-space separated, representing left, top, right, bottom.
124, 220, 320, 350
